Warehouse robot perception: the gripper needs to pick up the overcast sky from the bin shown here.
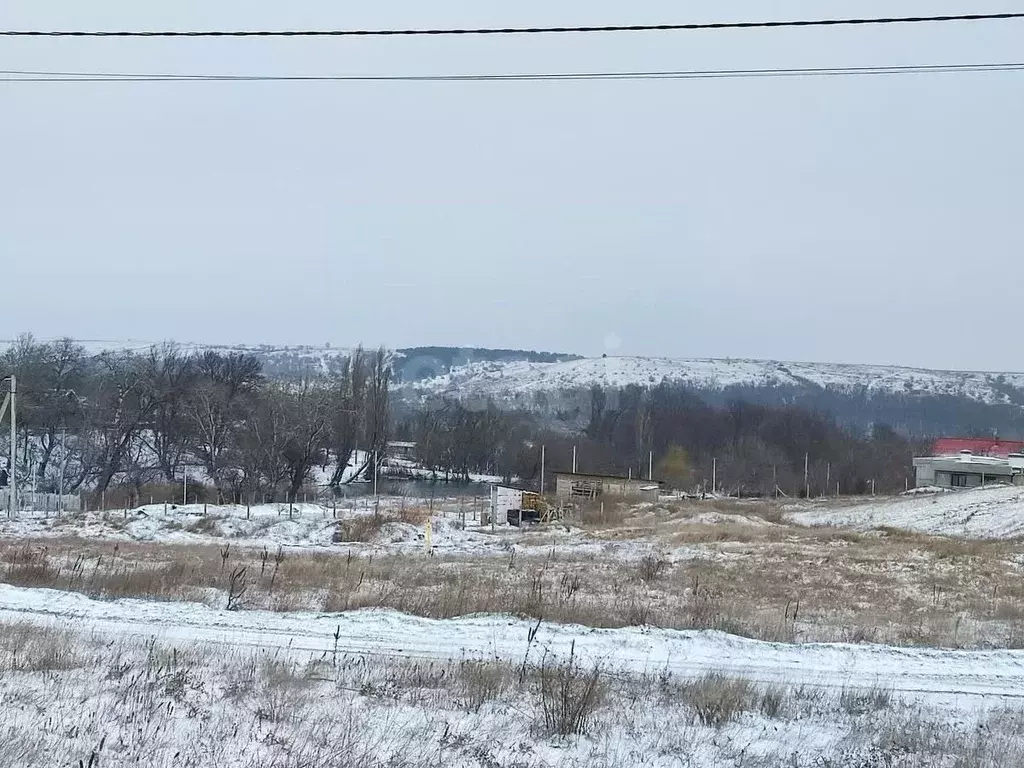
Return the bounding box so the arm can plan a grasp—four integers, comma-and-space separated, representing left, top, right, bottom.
2, 1, 1022, 370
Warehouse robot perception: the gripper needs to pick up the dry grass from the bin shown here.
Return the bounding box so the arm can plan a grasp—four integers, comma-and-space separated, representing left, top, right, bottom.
4, 622, 1024, 767
0, 622, 90, 674
537, 642, 603, 736
568, 499, 635, 527
4, 493, 1024, 649
332, 508, 430, 543
3, 524, 1024, 649
668, 673, 786, 727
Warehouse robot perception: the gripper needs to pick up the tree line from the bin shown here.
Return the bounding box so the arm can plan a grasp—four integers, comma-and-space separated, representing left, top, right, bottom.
3, 335, 926, 501
0, 335, 391, 501
399, 383, 925, 496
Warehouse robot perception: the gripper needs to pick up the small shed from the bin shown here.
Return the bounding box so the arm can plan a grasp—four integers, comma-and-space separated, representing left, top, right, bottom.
488, 485, 522, 526
554, 472, 661, 502
387, 441, 417, 459
488, 485, 548, 526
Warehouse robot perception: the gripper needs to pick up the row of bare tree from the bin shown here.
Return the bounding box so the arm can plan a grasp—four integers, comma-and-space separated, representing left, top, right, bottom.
0, 336, 391, 501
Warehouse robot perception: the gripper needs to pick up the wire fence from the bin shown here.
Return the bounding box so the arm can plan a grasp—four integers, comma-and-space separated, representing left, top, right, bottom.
0, 490, 81, 514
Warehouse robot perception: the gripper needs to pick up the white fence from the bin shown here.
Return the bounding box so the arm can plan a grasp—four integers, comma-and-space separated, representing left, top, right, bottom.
0, 490, 81, 514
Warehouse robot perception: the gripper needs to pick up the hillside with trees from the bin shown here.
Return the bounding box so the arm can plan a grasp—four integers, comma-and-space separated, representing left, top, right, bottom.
0, 335, 959, 501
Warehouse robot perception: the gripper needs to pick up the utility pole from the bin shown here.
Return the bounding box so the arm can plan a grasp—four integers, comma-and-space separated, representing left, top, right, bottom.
373, 449, 379, 514
59, 427, 67, 514
1, 376, 16, 517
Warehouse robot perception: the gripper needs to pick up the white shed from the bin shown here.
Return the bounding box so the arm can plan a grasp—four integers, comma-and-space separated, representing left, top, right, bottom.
489, 485, 523, 526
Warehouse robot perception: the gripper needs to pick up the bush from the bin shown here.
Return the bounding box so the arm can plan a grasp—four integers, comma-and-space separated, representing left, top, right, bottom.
537, 642, 603, 736
332, 509, 429, 543
638, 554, 668, 582
678, 674, 758, 727
840, 686, 892, 716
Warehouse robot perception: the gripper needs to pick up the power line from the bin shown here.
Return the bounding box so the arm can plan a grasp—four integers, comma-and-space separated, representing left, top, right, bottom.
3, 62, 1024, 83
2, 12, 1024, 37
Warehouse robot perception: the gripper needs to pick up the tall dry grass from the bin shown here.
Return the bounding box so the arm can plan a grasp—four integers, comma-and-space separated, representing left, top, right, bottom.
4, 621, 1024, 767
3, 500, 1024, 649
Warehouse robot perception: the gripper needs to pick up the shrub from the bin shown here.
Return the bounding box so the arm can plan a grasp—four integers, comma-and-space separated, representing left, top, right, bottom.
678, 674, 757, 727
638, 554, 668, 582
840, 686, 893, 716
537, 642, 603, 736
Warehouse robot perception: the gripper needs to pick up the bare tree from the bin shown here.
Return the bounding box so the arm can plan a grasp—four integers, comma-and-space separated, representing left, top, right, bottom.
342, 348, 392, 484
231, 385, 290, 502
89, 352, 164, 493
328, 348, 366, 488
280, 382, 332, 500
186, 351, 262, 490
140, 344, 197, 483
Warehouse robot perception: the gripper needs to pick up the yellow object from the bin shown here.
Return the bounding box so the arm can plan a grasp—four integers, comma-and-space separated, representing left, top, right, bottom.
521, 492, 548, 513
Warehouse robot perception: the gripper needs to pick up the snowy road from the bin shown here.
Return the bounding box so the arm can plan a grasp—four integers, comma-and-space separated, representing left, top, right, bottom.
3, 584, 1024, 704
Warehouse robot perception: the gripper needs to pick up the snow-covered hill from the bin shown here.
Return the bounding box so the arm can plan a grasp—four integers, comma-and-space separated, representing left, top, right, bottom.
408, 356, 1024, 407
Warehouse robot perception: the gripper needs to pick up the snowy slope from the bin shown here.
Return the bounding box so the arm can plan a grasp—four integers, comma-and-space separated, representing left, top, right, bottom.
790, 485, 1024, 539
5, 583, 1024, 700
409, 356, 1024, 406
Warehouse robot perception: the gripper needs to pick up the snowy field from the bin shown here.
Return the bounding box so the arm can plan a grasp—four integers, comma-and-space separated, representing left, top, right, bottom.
0, 499, 628, 558
790, 484, 1024, 539
5, 490, 1024, 765
4, 584, 1024, 766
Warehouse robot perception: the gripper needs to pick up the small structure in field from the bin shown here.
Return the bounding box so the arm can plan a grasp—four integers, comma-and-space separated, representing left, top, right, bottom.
487, 485, 549, 526
386, 441, 417, 459
554, 471, 661, 502
913, 450, 1024, 489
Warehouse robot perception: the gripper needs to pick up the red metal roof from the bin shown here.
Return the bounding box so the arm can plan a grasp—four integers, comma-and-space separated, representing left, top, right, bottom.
931, 437, 1024, 457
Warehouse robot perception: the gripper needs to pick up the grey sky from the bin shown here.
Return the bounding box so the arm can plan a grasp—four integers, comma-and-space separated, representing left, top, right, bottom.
2, 1, 1022, 370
